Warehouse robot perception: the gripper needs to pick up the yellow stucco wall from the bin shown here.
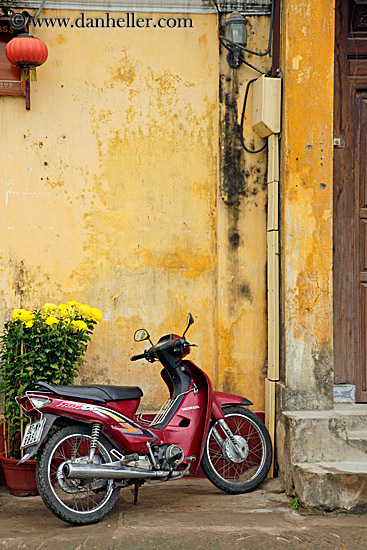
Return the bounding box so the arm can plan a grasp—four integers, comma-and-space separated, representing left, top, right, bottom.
279, 0, 334, 409
0, 9, 270, 411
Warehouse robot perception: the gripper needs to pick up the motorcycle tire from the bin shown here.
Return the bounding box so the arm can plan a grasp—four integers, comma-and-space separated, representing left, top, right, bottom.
36, 424, 121, 525
201, 406, 272, 494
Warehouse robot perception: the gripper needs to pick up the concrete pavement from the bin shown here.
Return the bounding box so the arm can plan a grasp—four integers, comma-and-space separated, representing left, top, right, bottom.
1, 478, 367, 550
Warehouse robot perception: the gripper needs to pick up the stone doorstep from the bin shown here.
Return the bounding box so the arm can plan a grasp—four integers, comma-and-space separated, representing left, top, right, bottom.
284, 403, 367, 423
280, 405, 367, 510
282, 404, 367, 464
293, 461, 367, 511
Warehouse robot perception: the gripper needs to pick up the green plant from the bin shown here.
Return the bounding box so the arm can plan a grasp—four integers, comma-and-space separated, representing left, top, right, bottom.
291, 496, 300, 510
0, 301, 102, 459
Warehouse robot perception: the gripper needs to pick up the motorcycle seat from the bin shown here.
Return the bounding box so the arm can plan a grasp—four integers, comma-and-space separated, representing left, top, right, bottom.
26, 381, 143, 403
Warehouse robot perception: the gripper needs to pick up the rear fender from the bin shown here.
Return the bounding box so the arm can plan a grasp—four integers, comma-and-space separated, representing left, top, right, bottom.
17, 413, 57, 464
211, 391, 253, 421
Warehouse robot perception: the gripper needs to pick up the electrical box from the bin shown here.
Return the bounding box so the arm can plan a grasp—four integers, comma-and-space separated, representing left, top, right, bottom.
252, 75, 281, 138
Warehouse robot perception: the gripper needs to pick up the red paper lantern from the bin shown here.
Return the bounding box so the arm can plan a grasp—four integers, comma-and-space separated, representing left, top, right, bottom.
5, 33, 48, 81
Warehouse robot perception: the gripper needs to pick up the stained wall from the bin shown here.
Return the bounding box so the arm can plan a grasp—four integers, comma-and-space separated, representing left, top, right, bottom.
0, 7, 270, 410
278, 0, 334, 410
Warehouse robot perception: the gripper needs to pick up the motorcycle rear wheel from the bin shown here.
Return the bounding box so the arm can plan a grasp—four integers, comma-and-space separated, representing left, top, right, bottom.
36, 424, 121, 525
201, 406, 272, 494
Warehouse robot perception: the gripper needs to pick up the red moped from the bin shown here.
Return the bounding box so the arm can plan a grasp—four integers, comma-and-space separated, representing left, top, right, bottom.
17, 314, 272, 525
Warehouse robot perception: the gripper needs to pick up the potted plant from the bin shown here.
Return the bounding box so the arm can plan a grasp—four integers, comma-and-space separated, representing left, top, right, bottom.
0, 301, 102, 495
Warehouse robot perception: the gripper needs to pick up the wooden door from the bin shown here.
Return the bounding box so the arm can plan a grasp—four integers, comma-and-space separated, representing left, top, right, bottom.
334, 0, 367, 401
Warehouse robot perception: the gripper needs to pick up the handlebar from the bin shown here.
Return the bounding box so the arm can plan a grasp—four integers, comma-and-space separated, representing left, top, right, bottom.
130, 337, 197, 363
130, 352, 147, 362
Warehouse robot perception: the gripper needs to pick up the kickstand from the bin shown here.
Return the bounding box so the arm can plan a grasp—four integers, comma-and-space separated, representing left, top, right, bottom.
131, 482, 140, 505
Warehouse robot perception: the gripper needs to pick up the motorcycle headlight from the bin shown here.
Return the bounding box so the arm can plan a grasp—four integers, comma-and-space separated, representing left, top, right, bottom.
29, 397, 51, 409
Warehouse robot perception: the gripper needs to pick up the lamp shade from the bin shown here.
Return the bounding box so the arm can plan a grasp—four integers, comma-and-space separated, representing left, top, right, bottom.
224, 11, 248, 46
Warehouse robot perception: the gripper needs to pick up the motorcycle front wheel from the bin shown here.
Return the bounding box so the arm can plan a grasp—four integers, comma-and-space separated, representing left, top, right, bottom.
36, 424, 120, 525
201, 406, 272, 494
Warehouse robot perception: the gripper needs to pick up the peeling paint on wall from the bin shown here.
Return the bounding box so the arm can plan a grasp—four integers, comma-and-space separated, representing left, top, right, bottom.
0, 10, 271, 411
0, 11, 219, 409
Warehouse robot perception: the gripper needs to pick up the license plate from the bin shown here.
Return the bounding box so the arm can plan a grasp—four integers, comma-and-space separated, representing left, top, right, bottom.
21, 418, 46, 449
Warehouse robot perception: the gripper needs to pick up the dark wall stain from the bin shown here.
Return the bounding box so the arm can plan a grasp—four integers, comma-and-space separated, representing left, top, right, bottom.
218, 15, 269, 319
221, 371, 234, 394
218, 35, 263, 317
240, 282, 253, 302
219, 73, 247, 209
218, 61, 267, 211
229, 231, 240, 249
13, 260, 32, 307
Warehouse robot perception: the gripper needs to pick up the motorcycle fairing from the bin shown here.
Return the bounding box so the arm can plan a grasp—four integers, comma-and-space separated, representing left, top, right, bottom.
177, 360, 213, 471
56, 400, 150, 434
17, 391, 155, 461
148, 365, 209, 472
39, 396, 155, 439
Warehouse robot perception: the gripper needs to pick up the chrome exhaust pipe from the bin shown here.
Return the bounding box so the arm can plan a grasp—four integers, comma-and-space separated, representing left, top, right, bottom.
63, 461, 174, 480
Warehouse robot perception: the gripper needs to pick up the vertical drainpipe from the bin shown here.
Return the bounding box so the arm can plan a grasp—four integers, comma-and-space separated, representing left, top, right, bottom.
265, 0, 281, 477
265, 134, 280, 477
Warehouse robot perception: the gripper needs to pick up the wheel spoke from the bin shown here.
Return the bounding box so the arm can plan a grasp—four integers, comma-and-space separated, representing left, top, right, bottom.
45, 430, 115, 517
208, 448, 224, 460
205, 411, 270, 487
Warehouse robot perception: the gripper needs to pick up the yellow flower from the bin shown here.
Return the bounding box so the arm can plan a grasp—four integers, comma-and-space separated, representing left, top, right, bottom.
58, 304, 73, 318
91, 308, 102, 322
25, 320, 35, 328
11, 309, 35, 323
45, 315, 59, 327
67, 301, 80, 307
11, 309, 24, 321
42, 303, 58, 317
76, 304, 93, 320
42, 303, 57, 311
71, 320, 89, 332
19, 310, 35, 323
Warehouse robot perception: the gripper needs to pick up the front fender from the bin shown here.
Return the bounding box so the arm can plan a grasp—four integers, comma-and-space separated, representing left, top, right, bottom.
17, 413, 57, 465
212, 391, 253, 420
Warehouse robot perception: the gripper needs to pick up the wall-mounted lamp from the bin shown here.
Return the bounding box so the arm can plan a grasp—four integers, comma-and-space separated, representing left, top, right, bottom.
223, 11, 248, 69
219, 2, 275, 72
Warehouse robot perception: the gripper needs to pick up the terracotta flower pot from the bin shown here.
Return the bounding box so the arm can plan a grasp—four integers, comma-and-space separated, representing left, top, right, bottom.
0, 452, 38, 496
0, 424, 5, 486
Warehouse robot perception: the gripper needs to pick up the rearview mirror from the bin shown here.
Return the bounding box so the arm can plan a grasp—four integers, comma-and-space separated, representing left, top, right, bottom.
182, 313, 194, 338
134, 329, 150, 342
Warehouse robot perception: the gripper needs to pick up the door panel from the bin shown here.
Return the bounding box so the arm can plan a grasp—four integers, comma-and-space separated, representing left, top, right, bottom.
359, 282, 367, 399
357, 93, 367, 401
360, 220, 367, 275
334, 0, 367, 401
333, 74, 357, 386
